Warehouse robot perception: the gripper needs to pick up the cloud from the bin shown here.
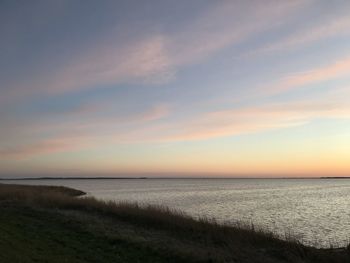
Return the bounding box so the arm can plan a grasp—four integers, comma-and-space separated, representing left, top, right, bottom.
132, 104, 170, 123
1, 0, 309, 102
70, 102, 170, 126
167, 0, 308, 66
3, 0, 348, 160
0, 36, 173, 105
97, 97, 350, 143
0, 102, 171, 159
34, 36, 173, 94
253, 15, 350, 55
161, 100, 350, 142
264, 56, 350, 94
0, 138, 85, 159
3, 98, 349, 159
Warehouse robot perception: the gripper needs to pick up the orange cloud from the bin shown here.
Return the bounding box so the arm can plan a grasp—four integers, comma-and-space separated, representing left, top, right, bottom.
2, 98, 348, 159
0, 103, 171, 159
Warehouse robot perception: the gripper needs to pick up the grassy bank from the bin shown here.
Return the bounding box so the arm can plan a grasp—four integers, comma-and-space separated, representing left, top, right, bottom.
0, 183, 348, 263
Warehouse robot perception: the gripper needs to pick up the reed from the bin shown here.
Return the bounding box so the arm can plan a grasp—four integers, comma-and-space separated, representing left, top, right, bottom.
0, 183, 348, 263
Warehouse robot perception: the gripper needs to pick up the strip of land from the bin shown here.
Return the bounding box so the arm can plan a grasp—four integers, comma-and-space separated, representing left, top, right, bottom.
0, 183, 348, 263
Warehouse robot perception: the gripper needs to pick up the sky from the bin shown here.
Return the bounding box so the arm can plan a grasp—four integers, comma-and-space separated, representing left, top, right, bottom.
1, 0, 350, 178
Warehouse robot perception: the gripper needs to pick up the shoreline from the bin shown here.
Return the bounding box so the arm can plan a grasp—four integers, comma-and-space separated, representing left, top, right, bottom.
1, 176, 350, 180
0, 183, 349, 262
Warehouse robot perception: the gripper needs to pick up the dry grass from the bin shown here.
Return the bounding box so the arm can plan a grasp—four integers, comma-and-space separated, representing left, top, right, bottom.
0, 183, 349, 263
0, 183, 85, 199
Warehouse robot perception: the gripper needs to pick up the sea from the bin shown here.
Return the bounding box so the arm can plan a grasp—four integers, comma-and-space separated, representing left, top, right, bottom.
3, 178, 350, 248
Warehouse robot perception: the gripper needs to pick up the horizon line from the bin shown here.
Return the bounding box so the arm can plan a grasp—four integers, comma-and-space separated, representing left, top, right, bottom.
1, 176, 350, 180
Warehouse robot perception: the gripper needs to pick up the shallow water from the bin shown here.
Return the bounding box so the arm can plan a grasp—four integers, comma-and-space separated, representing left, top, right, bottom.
3, 178, 350, 247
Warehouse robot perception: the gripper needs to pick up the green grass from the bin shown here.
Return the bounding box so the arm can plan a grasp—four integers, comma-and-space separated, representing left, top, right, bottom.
0, 183, 349, 263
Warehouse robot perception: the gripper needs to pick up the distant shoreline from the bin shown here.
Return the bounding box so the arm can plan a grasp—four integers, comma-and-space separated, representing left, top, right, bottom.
0, 177, 149, 180
1, 176, 349, 180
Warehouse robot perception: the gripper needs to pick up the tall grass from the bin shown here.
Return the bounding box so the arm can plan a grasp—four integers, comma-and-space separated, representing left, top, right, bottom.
0, 183, 85, 199
0, 183, 348, 263
0, 183, 280, 245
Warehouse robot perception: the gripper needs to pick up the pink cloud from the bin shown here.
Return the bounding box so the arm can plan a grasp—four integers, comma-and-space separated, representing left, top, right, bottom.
0, 138, 86, 159
133, 104, 170, 123
168, 0, 308, 66
266, 56, 350, 93
253, 15, 350, 55
161, 101, 350, 142
98, 99, 350, 143
1, 1, 309, 102
2, 99, 349, 159
37, 36, 173, 94
0, 102, 172, 159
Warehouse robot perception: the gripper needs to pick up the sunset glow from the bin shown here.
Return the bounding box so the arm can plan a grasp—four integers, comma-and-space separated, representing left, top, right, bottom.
1, 0, 349, 177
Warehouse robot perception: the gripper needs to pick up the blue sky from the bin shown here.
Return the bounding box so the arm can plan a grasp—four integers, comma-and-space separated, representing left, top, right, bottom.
1, 0, 350, 177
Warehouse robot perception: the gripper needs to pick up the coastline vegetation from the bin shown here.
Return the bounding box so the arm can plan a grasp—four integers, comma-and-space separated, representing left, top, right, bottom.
0, 183, 348, 263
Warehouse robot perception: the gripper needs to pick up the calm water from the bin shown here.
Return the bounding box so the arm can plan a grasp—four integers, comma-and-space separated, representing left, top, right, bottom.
3, 178, 350, 247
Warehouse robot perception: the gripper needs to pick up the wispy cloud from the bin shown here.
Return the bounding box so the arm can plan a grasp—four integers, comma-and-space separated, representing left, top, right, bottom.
1, 1, 349, 165
1, 0, 309, 102
0, 138, 85, 159
168, 0, 308, 66
162, 100, 350, 142
265, 56, 350, 94
3, 97, 349, 159
31, 36, 173, 94
0, 102, 171, 159
97, 98, 350, 143
253, 14, 350, 55
132, 104, 170, 123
